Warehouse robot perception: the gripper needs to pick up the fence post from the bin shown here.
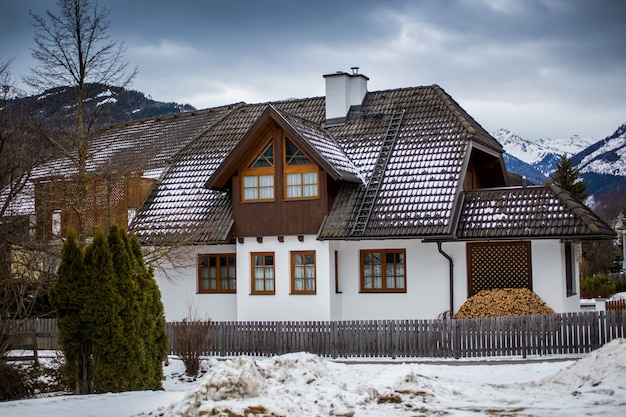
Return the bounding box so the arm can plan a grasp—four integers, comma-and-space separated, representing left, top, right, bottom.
453, 319, 460, 359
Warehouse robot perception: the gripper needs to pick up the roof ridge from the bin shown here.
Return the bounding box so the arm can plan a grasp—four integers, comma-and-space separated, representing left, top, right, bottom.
430, 86, 502, 150
97, 102, 246, 133
154, 102, 246, 174
430, 85, 477, 135
272, 105, 362, 183
548, 183, 614, 234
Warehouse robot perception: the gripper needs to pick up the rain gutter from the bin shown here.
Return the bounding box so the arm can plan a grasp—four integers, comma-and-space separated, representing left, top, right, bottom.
436, 241, 454, 316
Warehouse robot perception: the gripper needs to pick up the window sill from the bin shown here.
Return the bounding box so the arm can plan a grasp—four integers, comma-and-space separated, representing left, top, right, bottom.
197, 291, 237, 294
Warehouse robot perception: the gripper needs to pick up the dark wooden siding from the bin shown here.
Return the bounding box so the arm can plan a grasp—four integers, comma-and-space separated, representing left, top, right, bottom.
34, 176, 156, 239
464, 148, 506, 190
232, 172, 334, 236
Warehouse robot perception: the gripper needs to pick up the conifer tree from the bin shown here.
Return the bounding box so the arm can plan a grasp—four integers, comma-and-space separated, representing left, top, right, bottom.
52, 227, 167, 393
49, 233, 88, 393
128, 233, 168, 388
107, 225, 143, 390
82, 230, 123, 392
549, 154, 589, 203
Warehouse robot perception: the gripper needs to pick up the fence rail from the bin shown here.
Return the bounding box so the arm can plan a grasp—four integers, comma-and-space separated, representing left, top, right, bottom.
7, 311, 626, 359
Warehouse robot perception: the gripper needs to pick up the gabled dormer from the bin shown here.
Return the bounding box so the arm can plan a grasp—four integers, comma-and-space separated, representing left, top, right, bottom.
207, 105, 360, 237
462, 140, 508, 190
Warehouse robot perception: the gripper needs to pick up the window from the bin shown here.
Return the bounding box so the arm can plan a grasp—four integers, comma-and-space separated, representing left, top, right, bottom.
128, 208, 137, 225
291, 251, 316, 294
251, 252, 275, 294
51, 209, 61, 237
284, 137, 319, 199
198, 254, 236, 293
360, 249, 406, 292
242, 141, 274, 201
286, 172, 318, 198
243, 174, 274, 200
565, 242, 576, 296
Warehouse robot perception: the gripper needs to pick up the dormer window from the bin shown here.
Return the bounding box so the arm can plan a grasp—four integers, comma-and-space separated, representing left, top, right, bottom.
284, 138, 319, 199
242, 141, 275, 201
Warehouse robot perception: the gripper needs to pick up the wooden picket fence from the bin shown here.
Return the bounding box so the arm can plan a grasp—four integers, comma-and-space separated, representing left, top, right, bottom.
167, 310, 626, 359
606, 299, 626, 311
7, 310, 626, 359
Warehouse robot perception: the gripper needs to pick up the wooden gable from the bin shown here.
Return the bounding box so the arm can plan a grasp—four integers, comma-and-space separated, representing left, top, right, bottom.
207, 105, 340, 237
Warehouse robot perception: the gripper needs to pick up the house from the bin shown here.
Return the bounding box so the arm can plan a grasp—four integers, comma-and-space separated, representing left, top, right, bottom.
128, 70, 615, 321
8, 70, 615, 321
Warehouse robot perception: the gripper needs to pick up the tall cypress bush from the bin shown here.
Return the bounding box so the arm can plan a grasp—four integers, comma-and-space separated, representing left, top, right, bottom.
82, 230, 124, 392
128, 232, 168, 388
49, 233, 88, 393
50, 227, 168, 394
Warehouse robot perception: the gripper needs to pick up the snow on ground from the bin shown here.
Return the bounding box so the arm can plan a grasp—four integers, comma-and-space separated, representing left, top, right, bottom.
2, 339, 626, 416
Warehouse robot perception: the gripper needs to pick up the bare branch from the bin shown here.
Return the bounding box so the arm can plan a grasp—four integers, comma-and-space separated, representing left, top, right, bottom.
25, 0, 137, 243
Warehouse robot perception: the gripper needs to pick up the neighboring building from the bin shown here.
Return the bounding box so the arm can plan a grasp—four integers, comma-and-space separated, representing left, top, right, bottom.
5, 70, 616, 321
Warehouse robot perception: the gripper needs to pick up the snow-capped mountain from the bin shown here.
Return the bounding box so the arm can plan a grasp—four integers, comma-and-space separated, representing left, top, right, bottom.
575, 124, 626, 176
495, 124, 626, 200
493, 129, 593, 165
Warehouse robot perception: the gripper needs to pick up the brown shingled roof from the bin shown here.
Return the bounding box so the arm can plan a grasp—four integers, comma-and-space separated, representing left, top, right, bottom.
456, 184, 615, 240
127, 84, 614, 245
31, 105, 238, 180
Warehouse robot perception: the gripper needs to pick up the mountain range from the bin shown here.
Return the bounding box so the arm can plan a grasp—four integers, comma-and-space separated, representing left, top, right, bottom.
495, 125, 626, 202
7, 83, 196, 130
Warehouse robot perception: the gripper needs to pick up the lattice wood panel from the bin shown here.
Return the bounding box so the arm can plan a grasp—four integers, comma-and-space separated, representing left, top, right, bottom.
467, 241, 532, 296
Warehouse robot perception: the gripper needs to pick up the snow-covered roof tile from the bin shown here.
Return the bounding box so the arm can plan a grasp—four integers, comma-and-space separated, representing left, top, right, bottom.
456, 185, 616, 239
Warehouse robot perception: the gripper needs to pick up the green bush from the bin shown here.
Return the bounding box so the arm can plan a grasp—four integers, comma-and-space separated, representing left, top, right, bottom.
615, 278, 626, 293
0, 363, 33, 401
580, 275, 616, 298
50, 227, 168, 394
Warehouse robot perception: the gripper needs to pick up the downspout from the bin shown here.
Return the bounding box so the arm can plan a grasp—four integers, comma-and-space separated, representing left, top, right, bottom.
437, 241, 454, 316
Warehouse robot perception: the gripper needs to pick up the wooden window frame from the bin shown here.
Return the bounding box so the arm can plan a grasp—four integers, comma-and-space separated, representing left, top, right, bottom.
284, 169, 320, 200
241, 140, 275, 202
291, 250, 316, 294
565, 242, 576, 296
197, 254, 236, 294
283, 137, 320, 200
251, 252, 275, 295
359, 249, 407, 293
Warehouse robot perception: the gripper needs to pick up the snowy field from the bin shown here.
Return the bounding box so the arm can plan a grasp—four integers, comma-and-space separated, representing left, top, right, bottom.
2, 338, 626, 416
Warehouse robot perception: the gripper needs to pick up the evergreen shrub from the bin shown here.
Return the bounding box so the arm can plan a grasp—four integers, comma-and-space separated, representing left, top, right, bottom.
580, 275, 616, 299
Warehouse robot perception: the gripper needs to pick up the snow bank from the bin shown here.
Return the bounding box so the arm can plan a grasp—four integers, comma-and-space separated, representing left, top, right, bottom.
540, 337, 626, 390
149, 339, 626, 417
159, 353, 363, 416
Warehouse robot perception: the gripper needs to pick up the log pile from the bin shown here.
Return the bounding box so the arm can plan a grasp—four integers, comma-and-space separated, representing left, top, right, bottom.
454, 288, 554, 319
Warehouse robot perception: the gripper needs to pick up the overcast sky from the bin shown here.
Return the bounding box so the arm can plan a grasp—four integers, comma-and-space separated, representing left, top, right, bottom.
1, 0, 625, 141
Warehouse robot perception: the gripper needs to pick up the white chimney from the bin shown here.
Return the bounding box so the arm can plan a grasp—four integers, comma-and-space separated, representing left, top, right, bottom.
323, 67, 368, 125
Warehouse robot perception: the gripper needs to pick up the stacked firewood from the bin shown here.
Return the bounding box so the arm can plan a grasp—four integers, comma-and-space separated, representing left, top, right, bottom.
454, 288, 554, 319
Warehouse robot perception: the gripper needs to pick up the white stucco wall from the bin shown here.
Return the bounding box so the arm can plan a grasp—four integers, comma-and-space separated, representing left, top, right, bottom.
154, 245, 238, 322
531, 240, 580, 313
236, 235, 333, 321
152, 238, 578, 322
333, 239, 464, 320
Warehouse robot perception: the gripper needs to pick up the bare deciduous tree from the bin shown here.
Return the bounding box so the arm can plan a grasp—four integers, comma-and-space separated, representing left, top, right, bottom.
25, 0, 137, 244
0, 58, 54, 360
